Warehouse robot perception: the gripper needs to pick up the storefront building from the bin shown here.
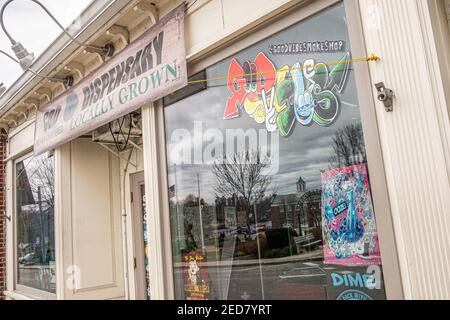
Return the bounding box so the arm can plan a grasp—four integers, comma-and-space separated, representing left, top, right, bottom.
0, 0, 449, 300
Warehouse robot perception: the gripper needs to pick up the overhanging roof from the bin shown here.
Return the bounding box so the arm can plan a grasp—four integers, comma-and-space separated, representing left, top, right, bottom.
0, 0, 140, 118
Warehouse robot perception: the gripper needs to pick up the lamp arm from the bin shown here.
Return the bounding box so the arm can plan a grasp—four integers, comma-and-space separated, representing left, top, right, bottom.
0, 49, 17, 63
0, 0, 15, 44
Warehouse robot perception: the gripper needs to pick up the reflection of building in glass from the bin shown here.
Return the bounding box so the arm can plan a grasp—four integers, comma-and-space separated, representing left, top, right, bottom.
15, 155, 56, 294
270, 176, 321, 239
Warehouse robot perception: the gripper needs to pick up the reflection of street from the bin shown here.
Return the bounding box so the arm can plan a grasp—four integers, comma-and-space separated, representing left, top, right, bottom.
174, 248, 385, 300
175, 259, 327, 300
18, 265, 54, 292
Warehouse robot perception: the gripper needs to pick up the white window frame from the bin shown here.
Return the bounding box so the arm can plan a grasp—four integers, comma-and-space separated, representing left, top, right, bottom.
12, 151, 57, 300
145, 0, 403, 300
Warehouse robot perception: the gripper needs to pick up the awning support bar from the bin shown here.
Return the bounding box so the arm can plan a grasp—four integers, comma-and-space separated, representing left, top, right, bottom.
97, 142, 137, 168
127, 139, 143, 152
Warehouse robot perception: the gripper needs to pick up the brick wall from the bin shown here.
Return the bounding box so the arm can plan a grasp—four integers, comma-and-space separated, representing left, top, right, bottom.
0, 130, 6, 298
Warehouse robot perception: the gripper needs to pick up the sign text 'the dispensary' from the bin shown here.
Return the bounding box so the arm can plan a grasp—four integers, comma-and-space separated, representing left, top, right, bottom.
34, 4, 187, 155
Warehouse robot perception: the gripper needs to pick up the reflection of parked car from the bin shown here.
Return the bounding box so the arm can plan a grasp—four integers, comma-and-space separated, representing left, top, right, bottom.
237, 226, 249, 234
19, 252, 35, 265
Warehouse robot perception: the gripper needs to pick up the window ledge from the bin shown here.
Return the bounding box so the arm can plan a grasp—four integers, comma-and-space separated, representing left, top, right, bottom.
3, 291, 36, 300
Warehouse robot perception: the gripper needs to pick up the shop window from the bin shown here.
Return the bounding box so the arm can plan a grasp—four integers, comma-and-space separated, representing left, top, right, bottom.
164, 3, 387, 300
15, 153, 56, 294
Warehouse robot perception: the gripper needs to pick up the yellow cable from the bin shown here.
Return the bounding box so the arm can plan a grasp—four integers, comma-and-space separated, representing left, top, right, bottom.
187, 54, 379, 85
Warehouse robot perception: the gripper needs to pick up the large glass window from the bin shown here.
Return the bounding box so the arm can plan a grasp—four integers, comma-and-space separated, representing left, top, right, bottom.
164, 3, 387, 300
16, 153, 56, 294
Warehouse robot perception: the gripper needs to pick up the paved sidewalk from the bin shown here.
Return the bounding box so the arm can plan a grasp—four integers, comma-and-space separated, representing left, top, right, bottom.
174, 249, 324, 268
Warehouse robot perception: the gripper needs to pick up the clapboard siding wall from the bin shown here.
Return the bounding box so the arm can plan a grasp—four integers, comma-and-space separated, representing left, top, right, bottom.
359, 0, 450, 299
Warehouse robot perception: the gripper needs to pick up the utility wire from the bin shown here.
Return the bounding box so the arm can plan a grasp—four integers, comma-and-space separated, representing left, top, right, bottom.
203, 66, 358, 89
187, 53, 379, 85
0, 49, 69, 83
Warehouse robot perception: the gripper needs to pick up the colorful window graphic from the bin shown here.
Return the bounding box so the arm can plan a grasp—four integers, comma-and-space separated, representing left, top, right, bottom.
164, 2, 387, 300
321, 164, 382, 266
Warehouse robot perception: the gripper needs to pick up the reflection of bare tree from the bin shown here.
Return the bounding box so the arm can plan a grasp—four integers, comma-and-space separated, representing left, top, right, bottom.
181, 194, 205, 251
212, 150, 272, 225
328, 123, 367, 168
28, 156, 55, 210
16, 155, 55, 264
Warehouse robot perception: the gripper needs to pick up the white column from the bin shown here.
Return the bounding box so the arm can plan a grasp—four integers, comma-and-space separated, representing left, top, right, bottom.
141, 101, 175, 299
359, 0, 450, 299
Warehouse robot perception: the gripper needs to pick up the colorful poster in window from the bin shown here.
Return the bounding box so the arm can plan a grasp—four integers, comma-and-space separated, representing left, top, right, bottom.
321, 164, 382, 266
183, 251, 210, 300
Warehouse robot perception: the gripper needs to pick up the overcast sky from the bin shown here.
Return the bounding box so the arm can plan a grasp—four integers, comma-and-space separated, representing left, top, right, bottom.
164, 3, 365, 203
0, 0, 92, 88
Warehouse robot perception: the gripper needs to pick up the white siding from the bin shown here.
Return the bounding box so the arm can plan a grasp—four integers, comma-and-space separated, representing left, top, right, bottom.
359, 0, 450, 299
57, 139, 124, 299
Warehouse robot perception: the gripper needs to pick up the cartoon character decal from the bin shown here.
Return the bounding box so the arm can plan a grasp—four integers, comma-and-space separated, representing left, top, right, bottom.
183, 251, 210, 300
223, 52, 351, 136
188, 260, 200, 285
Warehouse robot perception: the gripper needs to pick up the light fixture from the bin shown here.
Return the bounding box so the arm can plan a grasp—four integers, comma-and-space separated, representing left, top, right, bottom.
0, 0, 115, 69
1, 49, 73, 87
11, 42, 35, 71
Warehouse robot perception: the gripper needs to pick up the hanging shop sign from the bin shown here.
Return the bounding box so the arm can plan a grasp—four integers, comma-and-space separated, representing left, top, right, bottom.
34, 4, 187, 155
321, 164, 382, 266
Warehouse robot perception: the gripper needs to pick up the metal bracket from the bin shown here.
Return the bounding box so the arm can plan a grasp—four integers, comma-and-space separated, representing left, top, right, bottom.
83, 43, 115, 60
375, 82, 394, 112
97, 142, 137, 169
